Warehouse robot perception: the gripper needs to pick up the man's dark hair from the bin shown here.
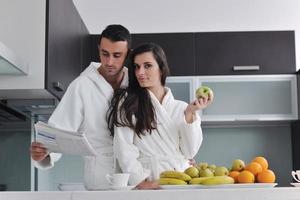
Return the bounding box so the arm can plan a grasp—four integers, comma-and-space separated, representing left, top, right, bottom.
99, 24, 131, 49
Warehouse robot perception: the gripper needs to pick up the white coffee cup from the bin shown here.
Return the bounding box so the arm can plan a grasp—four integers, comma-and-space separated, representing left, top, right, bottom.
106, 173, 130, 187
291, 170, 300, 182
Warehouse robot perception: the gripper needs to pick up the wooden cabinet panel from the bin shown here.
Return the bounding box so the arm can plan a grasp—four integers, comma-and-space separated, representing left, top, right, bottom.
46, 0, 90, 99
132, 33, 195, 76
90, 31, 296, 76
195, 31, 296, 75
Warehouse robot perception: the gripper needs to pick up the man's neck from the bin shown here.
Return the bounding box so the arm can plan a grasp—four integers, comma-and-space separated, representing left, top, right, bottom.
98, 66, 124, 90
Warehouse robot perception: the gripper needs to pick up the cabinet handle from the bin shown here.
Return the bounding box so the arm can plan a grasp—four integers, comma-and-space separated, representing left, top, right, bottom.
233, 65, 260, 71
52, 82, 65, 92
234, 118, 261, 121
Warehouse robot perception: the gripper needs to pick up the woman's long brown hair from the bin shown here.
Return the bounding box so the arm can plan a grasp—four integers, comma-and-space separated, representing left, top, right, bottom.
107, 43, 170, 138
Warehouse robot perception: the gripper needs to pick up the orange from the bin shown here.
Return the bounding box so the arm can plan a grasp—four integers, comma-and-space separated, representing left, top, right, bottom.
257, 169, 276, 183
229, 171, 240, 183
252, 156, 269, 171
237, 170, 255, 183
245, 162, 262, 176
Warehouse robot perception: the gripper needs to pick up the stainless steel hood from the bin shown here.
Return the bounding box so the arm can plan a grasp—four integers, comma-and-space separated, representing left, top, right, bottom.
0, 101, 26, 122
0, 41, 28, 75
0, 99, 56, 127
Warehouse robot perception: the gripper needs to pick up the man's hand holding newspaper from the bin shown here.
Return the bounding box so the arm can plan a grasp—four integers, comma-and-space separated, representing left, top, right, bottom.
35, 121, 97, 156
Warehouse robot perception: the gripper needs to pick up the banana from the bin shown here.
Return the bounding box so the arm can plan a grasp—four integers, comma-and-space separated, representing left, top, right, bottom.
159, 178, 187, 185
200, 176, 234, 185
160, 171, 192, 181
189, 177, 212, 184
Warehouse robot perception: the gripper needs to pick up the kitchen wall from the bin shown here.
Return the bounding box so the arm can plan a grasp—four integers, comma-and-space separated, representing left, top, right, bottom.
0, 0, 46, 90
197, 125, 292, 186
73, 0, 300, 71
37, 155, 84, 191
0, 121, 31, 191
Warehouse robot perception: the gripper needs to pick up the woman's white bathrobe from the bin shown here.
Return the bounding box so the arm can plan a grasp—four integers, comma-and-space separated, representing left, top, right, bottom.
114, 88, 203, 185
34, 62, 128, 190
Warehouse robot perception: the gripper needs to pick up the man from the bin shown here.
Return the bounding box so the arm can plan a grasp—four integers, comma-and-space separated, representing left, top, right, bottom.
30, 24, 131, 190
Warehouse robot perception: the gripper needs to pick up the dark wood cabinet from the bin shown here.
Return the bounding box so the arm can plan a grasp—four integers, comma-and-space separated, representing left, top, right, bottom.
90, 31, 296, 76
45, 0, 90, 99
131, 33, 195, 76
292, 120, 300, 170
195, 31, 296, 75
90, 35, 100, 63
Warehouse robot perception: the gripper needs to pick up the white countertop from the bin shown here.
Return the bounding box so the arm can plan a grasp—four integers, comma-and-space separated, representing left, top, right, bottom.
1, 187, 300, 200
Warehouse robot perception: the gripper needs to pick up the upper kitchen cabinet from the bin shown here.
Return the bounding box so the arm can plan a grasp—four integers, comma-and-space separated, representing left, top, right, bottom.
165, 76, 196, 103
195, 31, 296, 75
166, 75, 298, 123
46, 0, 90, 99
131, 33, 195, 76
198, 74, 298, 122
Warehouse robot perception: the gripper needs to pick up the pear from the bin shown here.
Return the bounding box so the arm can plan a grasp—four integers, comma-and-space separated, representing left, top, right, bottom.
199, 168, 214, 177
184, 167, 199, 178
214, 166, 229, 176
231, 159, 245, 172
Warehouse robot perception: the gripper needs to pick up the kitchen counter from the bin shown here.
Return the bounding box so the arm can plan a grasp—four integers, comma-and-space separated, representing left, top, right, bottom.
1, 187, 300, 200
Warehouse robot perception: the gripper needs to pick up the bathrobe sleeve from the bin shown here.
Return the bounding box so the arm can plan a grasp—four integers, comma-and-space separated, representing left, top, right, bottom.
34, 77, 85, 169
177, 102, 203, 159
33, 153, 62, 170
114, 126, 151, 186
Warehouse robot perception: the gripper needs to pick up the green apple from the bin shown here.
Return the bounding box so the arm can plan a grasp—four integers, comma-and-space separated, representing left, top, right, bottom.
208, 164, 217, 173
231, 159, 245, 172
208, 164, 216, 170
195, 86, 213, 99
199, 168, 214, 177
184, 166, 199, 178
214, 166, 229, 176
197, 162, 208, 170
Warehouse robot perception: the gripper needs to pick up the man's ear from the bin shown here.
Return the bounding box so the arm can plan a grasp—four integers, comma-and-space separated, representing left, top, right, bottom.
124, 48, 133, 67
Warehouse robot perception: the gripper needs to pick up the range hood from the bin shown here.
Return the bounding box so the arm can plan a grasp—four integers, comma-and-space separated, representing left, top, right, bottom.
0, 101, 26, 122
0, 41, 28, 75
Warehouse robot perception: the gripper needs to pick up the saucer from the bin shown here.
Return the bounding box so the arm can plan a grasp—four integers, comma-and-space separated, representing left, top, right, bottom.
290, 182, 300, 187
111, 185, 135, 191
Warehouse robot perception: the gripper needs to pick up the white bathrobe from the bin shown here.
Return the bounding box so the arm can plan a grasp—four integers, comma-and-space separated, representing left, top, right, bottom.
34, 62, 128, 190
114, 88, 203, 186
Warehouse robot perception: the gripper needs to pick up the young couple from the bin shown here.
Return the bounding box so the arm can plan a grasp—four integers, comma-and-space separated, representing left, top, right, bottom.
30, 24, 213, 190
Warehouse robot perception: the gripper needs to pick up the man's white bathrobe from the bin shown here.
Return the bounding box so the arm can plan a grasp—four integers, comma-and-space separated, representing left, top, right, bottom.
114, 88, 203, 185
34, 62, 128, 190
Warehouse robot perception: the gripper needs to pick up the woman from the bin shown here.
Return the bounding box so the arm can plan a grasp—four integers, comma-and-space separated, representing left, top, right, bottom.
107, 43, 213, 189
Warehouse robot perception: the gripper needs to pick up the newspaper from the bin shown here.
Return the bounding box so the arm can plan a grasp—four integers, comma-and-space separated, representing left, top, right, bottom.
34, 121, 97, 156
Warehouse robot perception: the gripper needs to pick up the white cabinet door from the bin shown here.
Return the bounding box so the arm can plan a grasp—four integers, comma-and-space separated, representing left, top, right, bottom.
166, 75, 298, 122
197, 75, 298, 122
166, 76, 196, 104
